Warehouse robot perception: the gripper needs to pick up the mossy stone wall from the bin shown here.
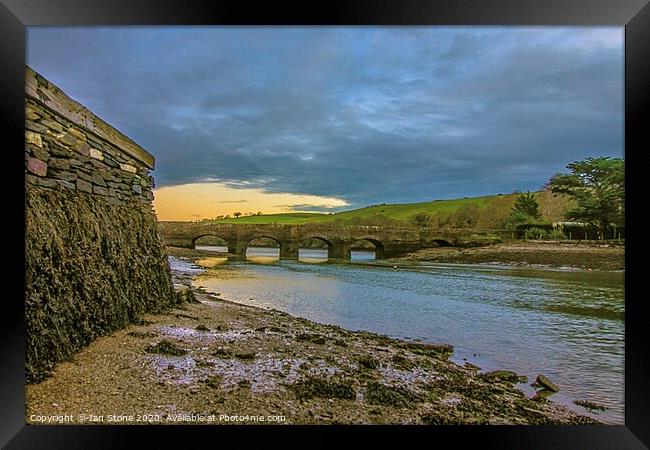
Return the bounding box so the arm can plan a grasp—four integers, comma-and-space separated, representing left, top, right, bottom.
25, 67, 175, 382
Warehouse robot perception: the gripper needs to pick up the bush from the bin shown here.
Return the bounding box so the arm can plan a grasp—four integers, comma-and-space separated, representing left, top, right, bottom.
548, 229, 566, 240
523, 227, 549, 240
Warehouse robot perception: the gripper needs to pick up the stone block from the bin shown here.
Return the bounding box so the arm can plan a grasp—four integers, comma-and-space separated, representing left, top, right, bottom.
25, 107, 40, 121
58, 133, 77, 147
89, 148, 104, 160
120, 163, 137, 174
92, 172, 107, 187
26, 157, 47, 176
57, 180, 76, 190
26, 122, 48, 134
76, 179, 92, 193
31, 147, 50, 162
26, 131, 42, 148
132, 184, 142, 195
40, 119, 63, 132
74, 141, 91, 156
103, 156, 119, 168
26, 174, 57, 188
66, 127, 86, 141
48, 145, 72, 158
93, 185, 109, 196
51, 170, 78, 182
48, 158, 70, 171
77, 171, 92, 182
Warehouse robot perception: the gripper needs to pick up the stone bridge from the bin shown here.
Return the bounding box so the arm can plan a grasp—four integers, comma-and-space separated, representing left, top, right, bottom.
158, 222, 498, 260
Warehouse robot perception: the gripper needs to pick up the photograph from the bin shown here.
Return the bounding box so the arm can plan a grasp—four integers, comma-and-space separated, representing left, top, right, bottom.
22, 25, 627, 427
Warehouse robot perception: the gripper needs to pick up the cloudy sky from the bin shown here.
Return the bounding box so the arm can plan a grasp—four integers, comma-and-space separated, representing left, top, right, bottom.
27, 27, 623, 220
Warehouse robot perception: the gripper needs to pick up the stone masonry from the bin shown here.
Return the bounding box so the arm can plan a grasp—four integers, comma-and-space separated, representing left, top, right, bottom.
25, 66, 156, 204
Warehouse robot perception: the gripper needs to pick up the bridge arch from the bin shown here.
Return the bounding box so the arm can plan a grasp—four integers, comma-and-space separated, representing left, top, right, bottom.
245, 235, 282, 248
191, 234, 231, 251
350, 237, 385, 259
429, 239, 454, 247
300, 236, 334, 249
298, 236, 334, 260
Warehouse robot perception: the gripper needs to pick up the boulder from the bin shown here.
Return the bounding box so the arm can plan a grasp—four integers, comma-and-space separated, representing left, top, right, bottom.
534, 374, 560, 392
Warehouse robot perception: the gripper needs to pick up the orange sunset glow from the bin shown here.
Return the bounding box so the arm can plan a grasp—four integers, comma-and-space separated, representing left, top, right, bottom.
152, 182, 349, 221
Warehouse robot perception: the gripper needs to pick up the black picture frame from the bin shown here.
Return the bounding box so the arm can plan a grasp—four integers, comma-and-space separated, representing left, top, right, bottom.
2, 0, 648, 448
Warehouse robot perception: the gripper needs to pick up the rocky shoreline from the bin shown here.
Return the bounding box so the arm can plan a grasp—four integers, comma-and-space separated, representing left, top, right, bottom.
26, 257, 600, 425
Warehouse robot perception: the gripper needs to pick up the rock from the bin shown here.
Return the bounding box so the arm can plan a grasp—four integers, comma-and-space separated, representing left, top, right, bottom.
40, 118, 63, 132
66, 127, 86, 141
573, 399, 607, 411
59, 133, 77, 147
401, 341, 454, 357
92, 172, 107, 187
482, 370, 528, 384
234, 351, 256, 360
120, 163, 137, 174
26, 157, 47, 176
76, 142, 91, 156
30, 147, 50, 161
51, 171, 78, 182
89, 148, 104, 160
132, 184, 142, 195
534, 374, 560, 392
26, 107, 40, 120
47, 158, 70, 171
56, 180, 76, 190
93, 186, 109, 196
26, 131, 43, 147
76, 179, 92, 193
26, 122, 48, 134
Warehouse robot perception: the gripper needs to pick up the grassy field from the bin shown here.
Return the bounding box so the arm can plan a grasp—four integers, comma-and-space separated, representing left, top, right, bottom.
206, 191, 571, 229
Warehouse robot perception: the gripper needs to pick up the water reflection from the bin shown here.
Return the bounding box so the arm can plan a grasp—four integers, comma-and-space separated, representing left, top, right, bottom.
195, 245, 228, 252
246, 246, 280, 263
351, 250, 375, 260
299, 248, 328, 263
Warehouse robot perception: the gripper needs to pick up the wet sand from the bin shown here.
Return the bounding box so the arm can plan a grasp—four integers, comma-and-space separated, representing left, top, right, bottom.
26, 264, 599, 425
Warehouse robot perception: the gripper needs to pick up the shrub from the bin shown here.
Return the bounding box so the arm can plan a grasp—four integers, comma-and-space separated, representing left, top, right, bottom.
548, 229, 566, 240
523, 227, 549, 240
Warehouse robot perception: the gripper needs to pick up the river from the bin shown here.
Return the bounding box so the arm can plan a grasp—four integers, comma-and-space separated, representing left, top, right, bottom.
174, 249, 625, 423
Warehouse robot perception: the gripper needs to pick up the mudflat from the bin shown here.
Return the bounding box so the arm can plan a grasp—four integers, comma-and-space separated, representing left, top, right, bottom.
26, 274, 598, 425
395, 241, 624, 271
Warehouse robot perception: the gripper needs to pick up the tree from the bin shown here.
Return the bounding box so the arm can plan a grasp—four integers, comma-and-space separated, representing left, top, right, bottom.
548, 156, 624, 239
504, 191, 542, 229
233, 212, 242, 218
511, 191, 541, 219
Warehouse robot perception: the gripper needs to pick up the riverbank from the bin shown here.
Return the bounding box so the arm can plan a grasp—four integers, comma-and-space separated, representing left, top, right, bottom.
394, 240, 624, 271
26, 259, 599, 425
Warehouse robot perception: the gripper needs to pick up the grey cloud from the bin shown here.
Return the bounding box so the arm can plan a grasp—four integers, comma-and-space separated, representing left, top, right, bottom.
27, 27, 623, 209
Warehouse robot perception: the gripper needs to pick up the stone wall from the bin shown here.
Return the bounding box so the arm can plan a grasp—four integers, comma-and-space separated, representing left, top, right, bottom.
25, 66, 176, 382
25, 67, 155, 202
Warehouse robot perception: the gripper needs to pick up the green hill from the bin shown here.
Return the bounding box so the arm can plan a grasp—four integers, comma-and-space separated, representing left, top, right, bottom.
207, 191, 571, 228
